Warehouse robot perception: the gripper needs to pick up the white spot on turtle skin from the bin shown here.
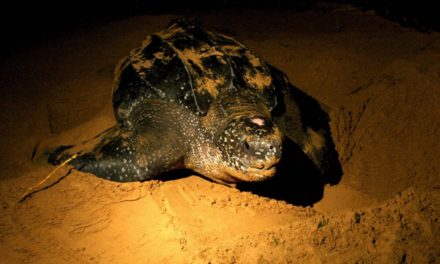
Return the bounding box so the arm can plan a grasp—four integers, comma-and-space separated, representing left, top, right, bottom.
251, 117, 265, 126
122, 167, 126, 173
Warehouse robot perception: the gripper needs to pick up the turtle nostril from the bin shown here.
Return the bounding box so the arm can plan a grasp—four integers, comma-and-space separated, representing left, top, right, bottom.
267, 140, 282, 158
244, 137, 281, 155
271, 138, 282, 149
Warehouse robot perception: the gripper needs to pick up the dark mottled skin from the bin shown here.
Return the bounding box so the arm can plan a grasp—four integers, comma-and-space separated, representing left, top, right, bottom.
49, 19, 341, 185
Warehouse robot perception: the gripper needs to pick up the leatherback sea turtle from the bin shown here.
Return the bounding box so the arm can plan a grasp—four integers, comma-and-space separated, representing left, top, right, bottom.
49, 19, 341, 185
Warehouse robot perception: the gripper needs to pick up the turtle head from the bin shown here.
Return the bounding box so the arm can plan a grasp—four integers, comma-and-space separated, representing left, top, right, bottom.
200, 91, 283, 183
217, 114, 283, 181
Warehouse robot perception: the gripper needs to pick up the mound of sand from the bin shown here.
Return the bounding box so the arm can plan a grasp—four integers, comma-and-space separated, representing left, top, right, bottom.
0, 7, 439, 263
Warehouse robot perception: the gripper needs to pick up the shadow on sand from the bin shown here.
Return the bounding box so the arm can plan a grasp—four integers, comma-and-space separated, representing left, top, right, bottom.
161, 136, 342, 206
237, 137, 340, 206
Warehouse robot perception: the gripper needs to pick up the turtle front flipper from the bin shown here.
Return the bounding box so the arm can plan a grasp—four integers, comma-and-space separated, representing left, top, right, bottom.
270, 68, 342, 184
48, 102, 189, 182
273, 88, 342, 184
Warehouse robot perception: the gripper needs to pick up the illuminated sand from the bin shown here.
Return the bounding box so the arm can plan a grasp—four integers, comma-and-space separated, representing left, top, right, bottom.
0, 8, 439, 263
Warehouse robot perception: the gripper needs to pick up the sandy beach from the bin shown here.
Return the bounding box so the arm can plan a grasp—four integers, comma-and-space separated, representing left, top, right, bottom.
0, 6, 439, 263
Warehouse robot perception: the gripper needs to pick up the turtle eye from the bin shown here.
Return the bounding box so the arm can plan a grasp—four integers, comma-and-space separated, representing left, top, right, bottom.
244, 140, 250, 150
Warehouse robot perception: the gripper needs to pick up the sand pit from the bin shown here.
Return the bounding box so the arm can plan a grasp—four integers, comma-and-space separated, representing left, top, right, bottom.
0, 7, 439, 263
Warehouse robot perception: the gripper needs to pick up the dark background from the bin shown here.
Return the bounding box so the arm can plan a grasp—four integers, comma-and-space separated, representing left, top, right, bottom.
1, 0, 439, 55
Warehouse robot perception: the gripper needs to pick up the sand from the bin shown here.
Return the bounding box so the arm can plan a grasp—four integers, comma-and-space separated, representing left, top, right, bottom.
0, 7, 439, 263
